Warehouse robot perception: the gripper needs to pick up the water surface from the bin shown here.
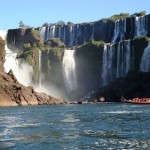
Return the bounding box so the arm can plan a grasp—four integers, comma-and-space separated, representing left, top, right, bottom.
0, 103, 150, 149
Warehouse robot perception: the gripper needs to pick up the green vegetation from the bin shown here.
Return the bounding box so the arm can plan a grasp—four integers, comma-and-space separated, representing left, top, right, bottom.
57, 21, 65, 26
30, 29, 42, 43
76, 40, 104, 79
79, 40, 105, 50
20, 36, 64, 82
76, 40, 104, 69
21, 47, 40, 82
67, 22, 74, 26
132, 11, 146, 17
44, 38, 65, 48
133, 36, 150, 42
102, 13, 130, 22
101, 11, 146, 23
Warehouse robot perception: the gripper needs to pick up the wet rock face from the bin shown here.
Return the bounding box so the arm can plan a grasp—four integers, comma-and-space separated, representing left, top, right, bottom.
7, 14, 150, 49
38, 14, 150, 47
7, 28, 42, 50
92, 71, 150, 102
0, 38, 67, 106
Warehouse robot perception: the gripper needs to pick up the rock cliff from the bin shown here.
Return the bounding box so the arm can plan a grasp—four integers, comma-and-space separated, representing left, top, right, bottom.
4, 12, 150, 102
91, 71, 150, 102
0, 37, 67, 106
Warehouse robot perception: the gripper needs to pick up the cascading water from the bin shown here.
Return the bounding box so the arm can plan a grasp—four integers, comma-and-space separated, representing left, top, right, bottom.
0, 30, 17, 73
140, 41, 150, 72
101, 40, 132, 86
101, 43, 113, 86
91, 24, 94, 40
39, 50, 42, 88
112, 20, 120, 42
63, 26, 66, 45
125, 40, 131, 73
50, 25, 56, 38
70, 26, 74, 46
39, 14, 149, 48
135, 16, 148, 37
58, 26, 62, 41
117, 40, 131, 77
112, 19, 126, 42
116, 42, 121, 78
0, 30, 33, 87
40, 26, 46, 41
63, 49, 77, 92
40, 25, 56, 41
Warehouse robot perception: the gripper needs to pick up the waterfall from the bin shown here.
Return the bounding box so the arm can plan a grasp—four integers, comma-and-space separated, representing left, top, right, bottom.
125, 40, 131, 73
0, 30, 33, 86
63, 49, 77, 92
117, 42, 121, 77
140, 41, 150, 72
117, 40, 131, 78
70, 26, 74, 46
58, 26, 62, 41
40, 26, 46, 41
39, 50, 42, 88
101, 40, 132, 86
63, 26, 66, 45
91, 24, 94, 40
39, 14, 149, 47
112, 19, 126, 42
40, 25, 56, 42
101, 43, 113, 86
135, 16, 148, 37
50, 25, 56, 38
112, 20, 120, 42
0, 30, 19, 74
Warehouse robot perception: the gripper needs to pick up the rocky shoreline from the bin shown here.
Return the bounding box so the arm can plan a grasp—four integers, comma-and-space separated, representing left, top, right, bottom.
0, 70, 67, 106
0, 37, 67, 107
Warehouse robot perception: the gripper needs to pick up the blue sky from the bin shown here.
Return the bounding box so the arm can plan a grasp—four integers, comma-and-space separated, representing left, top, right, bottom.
1, 0, 150, 29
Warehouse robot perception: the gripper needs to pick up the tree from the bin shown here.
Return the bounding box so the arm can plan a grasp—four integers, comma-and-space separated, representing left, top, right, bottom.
67, 22, 74, 26
19, 21, 26, 28
57, 21, 65, 26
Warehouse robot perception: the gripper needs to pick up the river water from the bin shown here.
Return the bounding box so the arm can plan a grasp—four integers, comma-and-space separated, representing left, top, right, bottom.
0, 103, 150, 150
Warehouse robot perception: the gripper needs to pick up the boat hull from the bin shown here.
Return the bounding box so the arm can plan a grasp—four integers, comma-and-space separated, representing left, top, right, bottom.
121, 100, 150, 104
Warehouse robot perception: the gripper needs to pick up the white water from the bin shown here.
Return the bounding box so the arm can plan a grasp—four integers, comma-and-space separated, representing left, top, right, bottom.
58, 26, 62, 41
39, 50, 42, 88
140, 41, 150, 72
40, 26, 56, 42
63, 49, 77, 92
117, 41, 131, 78
63, 27, 66, 45
101, 43, 113, 86
0, 30, 33, 86
0, 30, 74, 99
70, 26, 74, 46
40, 26, 46, 41
125, 40, 131, 73
135, 16, 148, 37
116, 42, 121, 78
112, 20, 120, 42
50, 26, 56, 38
101, 40, 132, 86
112, 19, 126, 42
